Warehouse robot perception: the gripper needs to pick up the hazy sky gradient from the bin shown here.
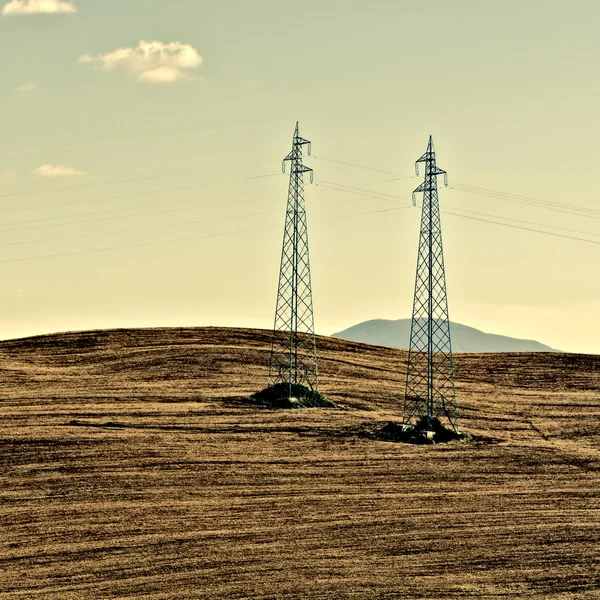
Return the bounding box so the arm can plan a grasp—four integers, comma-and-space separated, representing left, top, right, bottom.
1, 0, 599, 353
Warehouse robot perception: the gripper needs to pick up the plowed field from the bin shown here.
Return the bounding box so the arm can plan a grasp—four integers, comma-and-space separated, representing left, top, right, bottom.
1, 327, 599, 599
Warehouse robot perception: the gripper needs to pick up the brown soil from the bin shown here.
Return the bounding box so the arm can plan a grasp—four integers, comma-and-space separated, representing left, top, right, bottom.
1, 327, 599, 599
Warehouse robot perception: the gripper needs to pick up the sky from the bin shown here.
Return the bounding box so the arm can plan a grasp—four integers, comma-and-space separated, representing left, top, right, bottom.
0, 0, 599, 353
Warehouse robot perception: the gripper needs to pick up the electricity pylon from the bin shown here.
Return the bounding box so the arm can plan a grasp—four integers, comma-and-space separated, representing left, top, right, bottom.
403, 136, 458, 432
269, 122, 318, 397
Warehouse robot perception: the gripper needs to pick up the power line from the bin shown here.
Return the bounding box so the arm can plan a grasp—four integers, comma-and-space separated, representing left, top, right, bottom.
3, 151, 282, 183
0, 204, 278, 248
0, 186, 281, 234
3, 172, 600, 264
315, 155, 600, 220
2, 193, 598, 266
442, 204, 600, 238
446, 184, 600, 221
320, 205, 411, 221
318, 179, 410, 203
0, 160, 273, 201
0, 183, 405, 248
441, 210, 600, 246
0, 179, 390, 241
317, 181, 410, 206
0, 225, 276, 264
316, 178, 600, 245
0, 172, 280, 214
0, 197, 412, 264
0, 175, 392, 233
313, 156, 413, 179
0, 120, 285, 158
449, 182, 600, 217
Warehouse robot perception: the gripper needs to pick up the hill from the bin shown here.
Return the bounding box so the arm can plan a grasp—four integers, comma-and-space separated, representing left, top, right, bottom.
333, 318, 557, 352
1, 327, 599, 599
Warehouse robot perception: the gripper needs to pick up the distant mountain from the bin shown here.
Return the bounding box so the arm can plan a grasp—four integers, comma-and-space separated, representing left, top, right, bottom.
332, 319, 557, 353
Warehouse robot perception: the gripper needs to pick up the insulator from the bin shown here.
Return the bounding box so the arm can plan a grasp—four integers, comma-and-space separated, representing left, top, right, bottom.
415, 163, 420, 176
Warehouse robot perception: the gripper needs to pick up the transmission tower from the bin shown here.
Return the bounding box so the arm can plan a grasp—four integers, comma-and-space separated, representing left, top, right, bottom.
403, 136, 458, 432
269, 122, 318, 397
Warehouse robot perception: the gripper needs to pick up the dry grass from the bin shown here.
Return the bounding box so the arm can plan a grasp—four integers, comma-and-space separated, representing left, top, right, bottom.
1, 327, 599, 599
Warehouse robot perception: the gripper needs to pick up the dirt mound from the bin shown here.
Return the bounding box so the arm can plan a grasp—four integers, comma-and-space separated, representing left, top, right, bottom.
363, 417, 470, 444
248, 382, 335, 409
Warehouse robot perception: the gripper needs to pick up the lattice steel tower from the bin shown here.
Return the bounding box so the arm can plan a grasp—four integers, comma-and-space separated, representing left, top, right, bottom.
403, 136, 458, 432
269, 122, 318, 396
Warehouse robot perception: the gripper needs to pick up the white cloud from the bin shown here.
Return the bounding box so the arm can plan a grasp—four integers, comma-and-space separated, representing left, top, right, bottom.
2, 0, 76, 15
33, 164, 84, 177
16, 82, 38, 92
138, 66, 187, 83
79, 40, 202, 83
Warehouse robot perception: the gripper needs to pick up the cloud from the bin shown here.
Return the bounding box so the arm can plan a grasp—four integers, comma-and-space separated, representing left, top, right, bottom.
2, 0, 76, 15
0, 172, 16, 179
16, 82, 38, 92
33, 164, 84, 177
79, 40, 202, 83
